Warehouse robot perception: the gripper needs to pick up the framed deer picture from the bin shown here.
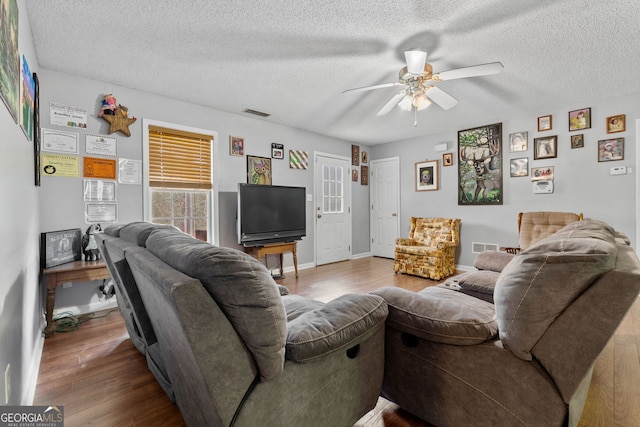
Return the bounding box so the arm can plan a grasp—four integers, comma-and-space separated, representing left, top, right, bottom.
458, 122, 503, 205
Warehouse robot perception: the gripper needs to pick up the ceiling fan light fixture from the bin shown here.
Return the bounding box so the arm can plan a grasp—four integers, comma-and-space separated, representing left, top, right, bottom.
412, 91, 431, 111
404, 50, 427, 75
397, 94, 414, 111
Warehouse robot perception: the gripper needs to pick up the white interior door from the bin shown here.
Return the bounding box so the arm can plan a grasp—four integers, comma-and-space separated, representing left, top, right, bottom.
315, 153, 351, 265
370, 157, 400, 258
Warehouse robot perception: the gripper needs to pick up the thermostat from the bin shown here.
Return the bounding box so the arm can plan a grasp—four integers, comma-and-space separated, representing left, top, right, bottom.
532, 180, 554, 194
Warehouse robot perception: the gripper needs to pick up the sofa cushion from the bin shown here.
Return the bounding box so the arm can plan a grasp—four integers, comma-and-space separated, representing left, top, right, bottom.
145, 229, 287, 381
473, 250, 514, 272
285, 294, 387, 362
371, 286, 497, 345
494, 219, 617, 361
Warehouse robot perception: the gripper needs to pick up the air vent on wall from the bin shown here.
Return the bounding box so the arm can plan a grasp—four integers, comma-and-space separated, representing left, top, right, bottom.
472, 242, 499, 254
243, 108, 270, 118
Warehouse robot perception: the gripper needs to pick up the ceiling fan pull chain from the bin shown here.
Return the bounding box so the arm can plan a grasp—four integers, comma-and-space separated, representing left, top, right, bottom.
414, 108, 418, 127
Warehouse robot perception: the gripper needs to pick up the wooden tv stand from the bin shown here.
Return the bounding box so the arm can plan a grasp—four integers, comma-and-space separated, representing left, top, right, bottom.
245, 241, 298, 279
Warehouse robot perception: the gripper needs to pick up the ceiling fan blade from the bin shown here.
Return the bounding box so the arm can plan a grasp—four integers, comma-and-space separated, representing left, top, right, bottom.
343, 82, 405, 94
404, 50, 427, 74
376, 91, 407, 116
426, 86, 458, 110
435, 62, 504, 81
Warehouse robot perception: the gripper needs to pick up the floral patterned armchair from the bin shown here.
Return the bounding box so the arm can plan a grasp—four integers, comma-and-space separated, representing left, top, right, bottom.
394, 217, 461, 280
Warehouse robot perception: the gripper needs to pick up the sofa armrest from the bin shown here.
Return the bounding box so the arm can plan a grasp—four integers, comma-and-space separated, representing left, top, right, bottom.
285, 294, 387, 363
371, 286, 498, 345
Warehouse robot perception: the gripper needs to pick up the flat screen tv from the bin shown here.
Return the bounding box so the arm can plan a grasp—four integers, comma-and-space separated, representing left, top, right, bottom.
237, 183, 306, 246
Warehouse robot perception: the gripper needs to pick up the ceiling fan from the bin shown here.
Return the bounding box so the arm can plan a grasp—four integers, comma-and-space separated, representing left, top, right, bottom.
343, 50, 503, 119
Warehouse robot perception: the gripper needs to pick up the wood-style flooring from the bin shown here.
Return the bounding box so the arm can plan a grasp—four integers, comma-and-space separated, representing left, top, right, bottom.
34, 256, 640, 426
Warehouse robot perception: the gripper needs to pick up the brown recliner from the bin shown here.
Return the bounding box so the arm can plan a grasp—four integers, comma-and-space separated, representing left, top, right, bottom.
502, 211, 583, 254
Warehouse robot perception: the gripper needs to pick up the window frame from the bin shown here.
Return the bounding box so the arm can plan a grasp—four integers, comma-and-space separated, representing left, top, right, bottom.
142, 118, 219, 244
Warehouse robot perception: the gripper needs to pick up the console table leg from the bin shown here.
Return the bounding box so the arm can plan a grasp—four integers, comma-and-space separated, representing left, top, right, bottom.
45, 280, 56, 337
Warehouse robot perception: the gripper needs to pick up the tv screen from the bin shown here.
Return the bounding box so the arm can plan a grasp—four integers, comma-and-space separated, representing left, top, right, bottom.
237, 183, 306, 246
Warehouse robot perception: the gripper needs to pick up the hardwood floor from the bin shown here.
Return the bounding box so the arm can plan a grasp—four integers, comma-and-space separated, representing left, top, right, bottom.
34, 257, 640, 426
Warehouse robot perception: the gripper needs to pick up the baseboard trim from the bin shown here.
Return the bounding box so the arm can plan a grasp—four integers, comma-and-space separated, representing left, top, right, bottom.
352, 252, 372, 260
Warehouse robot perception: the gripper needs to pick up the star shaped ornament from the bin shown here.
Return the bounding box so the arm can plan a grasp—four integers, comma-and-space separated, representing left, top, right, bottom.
102, 106, 137, 137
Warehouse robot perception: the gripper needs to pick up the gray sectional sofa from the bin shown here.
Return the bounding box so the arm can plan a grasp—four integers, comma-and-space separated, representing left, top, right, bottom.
371, 219, 640, 426
96, 222, 388, 427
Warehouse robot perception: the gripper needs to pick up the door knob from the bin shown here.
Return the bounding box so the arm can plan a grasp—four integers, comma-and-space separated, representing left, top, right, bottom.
317, 214, 322, 219
392, 213, 397, 217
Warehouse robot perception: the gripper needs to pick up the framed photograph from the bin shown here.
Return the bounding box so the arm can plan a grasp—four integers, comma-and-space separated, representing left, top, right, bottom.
415, 160, 438, 191
361, 151, 368, 164
533, 136, 557, 159
568, 107, 591, 131
458, 122, 502, 205
229, 136, 244, 156
509, 132, 528, 152
531, 166, 554, 181
510, 158, 528, 177
361, 165, 369, 185
247, 155, 272, 184
606, 114, 625, 134
352, 168, 358, 182
443, 152, 453, 166
571, 134, 584, 149
598, 138, 624, 162
271, 143, 284, 159
351, 145, 360, 166
538, 115, 552, 131
40, 228, 82, 269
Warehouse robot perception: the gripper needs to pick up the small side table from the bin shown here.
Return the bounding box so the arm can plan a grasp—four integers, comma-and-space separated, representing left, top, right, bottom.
245, 241, 298, 279
42, 260, 111, 337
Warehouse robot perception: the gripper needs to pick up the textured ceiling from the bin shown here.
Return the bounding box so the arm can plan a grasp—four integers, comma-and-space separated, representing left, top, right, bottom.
25, 0, 640, 144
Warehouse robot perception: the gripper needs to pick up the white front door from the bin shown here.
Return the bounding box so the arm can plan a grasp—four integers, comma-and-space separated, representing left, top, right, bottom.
370, 157, 400, 258
315, 153, 351, 265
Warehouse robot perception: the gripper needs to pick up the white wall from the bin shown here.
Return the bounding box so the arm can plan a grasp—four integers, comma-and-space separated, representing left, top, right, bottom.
372, 93, 638, 267
0, 0, 43, 405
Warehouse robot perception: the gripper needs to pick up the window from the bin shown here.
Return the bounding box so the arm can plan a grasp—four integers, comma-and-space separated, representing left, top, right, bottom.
145, 123, 214, 242
322, 164, 344, 214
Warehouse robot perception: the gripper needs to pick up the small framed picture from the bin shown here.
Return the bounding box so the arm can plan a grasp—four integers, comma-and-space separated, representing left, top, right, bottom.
247, 155, 272, 184
361, 165, 369, 185
442, 152, 453, 166
230, 136, 244, 156
352, 168, 358, 182
351, 145, 360, 166
571, 134, 584, 149
509, 132, 528, 152
531, 166, 554, 181
415, 160, 438, 191
606, 114, 625, 134
598, 138, 624, 162
271, 143, 284, 159
538, 115, 552, 131
510, 158, 528, 177
568, 108, 591, 131
361, 151, 368, 164
533, 135, 557, 159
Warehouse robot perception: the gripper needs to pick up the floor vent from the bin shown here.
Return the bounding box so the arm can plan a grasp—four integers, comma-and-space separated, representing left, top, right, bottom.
472, 242, 499, 254
243, 108, 270, 117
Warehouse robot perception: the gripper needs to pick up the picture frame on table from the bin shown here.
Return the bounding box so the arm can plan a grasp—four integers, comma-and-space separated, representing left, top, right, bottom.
510, 158, 528, 177
538, 115, 552, 131
415, 160, 438, 191
606, 114, 625, 134
597, 138, 624, 162
568, 107, 591, 131
533, 135, 557, 160
40, 228, 82, 269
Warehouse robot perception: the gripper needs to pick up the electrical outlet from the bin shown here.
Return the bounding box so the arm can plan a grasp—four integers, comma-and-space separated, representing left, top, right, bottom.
5, 363, 10, 405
